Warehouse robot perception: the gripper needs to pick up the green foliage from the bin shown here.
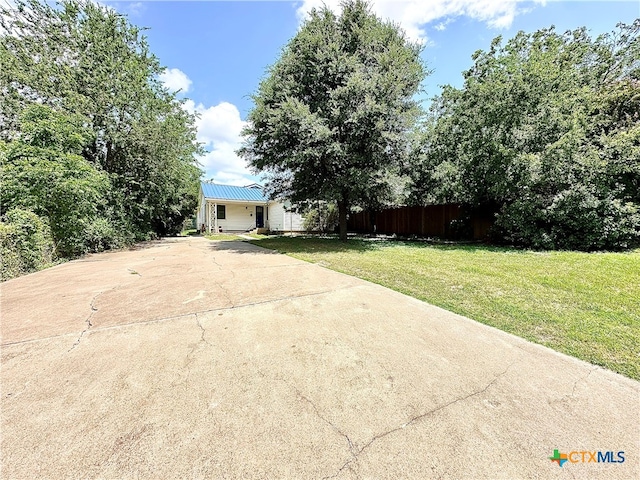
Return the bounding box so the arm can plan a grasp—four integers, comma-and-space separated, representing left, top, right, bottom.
239, 0, 427, 240
0, 0, 202, 261
409, 22, 640, 250
0, 209, 55, 281
81, 217, 125, 253
494, 186, 640, 250
1, 105, 113, 256
303, 202, 339, 232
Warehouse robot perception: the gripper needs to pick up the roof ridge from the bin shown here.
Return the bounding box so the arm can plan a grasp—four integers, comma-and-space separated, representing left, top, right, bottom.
201, 181, 263, 189
201, 181, 268, 202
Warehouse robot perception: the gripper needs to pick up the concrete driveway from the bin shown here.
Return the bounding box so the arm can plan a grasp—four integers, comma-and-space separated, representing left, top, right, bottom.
1, 237, 638, 479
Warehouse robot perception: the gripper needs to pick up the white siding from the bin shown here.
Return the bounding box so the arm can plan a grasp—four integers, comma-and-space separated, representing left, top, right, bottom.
267, 202, 285, 231
216, 203, 263, 232
196, 192, 206, 231
285, 211, 305, 231
267, 202, 305, 232
200, 199, 305, 233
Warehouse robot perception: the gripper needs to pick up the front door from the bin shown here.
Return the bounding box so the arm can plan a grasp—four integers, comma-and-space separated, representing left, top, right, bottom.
256, 206, 264, 228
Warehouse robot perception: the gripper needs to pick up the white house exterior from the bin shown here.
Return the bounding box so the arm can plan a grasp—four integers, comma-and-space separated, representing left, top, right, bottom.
267, 201, 305, 232
196, 182, 305, 234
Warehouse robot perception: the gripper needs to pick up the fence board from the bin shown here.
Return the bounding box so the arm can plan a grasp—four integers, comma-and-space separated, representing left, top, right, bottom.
348, 205, 493, 240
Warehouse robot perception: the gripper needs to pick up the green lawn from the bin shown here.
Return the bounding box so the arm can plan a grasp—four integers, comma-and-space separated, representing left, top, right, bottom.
242, 233, 271, 239
205, 233, 245, 241
248, 236, 640, 380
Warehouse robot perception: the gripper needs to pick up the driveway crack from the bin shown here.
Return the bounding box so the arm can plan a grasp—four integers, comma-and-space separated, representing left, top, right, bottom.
173, 313, 215, 390
568, 366, 598, 400
68, 291, 102, 352
323, 362, 516, 478
4, 286, 367, 348
195, 312, 212, 348
185, 313, 212, 364
210, 255, 235, 307
295, 388, 357, 457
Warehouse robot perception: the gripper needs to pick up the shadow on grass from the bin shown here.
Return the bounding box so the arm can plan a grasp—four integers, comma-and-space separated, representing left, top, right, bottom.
242, 234, 519, 255
207, 239, 283, 255
202, 235, 376, 256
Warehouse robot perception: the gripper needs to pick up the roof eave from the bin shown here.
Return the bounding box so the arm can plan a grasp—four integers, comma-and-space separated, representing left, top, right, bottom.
204, 198, 270, 204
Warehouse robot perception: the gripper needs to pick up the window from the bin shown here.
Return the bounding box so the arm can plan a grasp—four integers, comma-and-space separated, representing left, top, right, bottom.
216, 205, 226, 219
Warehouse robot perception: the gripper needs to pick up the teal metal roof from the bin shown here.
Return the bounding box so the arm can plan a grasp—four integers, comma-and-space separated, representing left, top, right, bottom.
201, 182, 268, 202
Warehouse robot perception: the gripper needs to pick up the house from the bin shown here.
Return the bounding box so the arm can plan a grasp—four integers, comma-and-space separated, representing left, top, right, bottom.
196, 182, 305, 234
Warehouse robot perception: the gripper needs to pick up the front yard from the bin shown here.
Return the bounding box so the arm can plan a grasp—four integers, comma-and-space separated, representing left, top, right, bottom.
248, 236, 640, 380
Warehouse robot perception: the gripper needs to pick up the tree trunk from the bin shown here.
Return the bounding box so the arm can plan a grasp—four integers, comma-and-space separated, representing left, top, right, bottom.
338, 200, 348, 242
105, 139, 113, 172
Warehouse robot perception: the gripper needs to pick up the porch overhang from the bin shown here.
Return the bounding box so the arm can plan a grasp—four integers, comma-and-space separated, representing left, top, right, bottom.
203, 199, 270, 234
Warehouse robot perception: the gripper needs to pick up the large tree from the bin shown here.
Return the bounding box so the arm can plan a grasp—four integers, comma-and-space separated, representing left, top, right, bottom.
238, 0, 426, 240
1, 105, 109, 257
409, 22, 640, 250
1, 0, 202, 244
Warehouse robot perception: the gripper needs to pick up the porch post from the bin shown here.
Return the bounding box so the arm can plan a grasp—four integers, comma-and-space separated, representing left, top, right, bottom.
207, 202, 212, 234
214, 202, 218, 234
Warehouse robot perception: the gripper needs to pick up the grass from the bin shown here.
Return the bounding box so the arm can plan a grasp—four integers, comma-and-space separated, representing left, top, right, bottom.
248, 236, 640, 380
243, 233, 271, 239
205, 233, 245, 241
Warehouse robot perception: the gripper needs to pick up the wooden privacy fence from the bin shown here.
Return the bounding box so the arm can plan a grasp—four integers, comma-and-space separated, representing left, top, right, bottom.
348, 205, 494, 240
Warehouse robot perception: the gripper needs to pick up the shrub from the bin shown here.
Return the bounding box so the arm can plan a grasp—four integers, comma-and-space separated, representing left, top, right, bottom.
493, 186, 640, 250
81, 217, 125, 252
304, 203, 339, 232
0, 209, 55, 281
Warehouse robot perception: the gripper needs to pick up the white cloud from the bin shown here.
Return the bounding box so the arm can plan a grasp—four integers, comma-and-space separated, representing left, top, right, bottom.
296, 0, 546, 43
184, 100, 254, 185
434, 21, 448, 32
126, 2, 144, 16
159, 68, 192, 93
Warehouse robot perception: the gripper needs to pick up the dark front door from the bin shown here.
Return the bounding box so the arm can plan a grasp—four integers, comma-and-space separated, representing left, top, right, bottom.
256, 206, 264, 228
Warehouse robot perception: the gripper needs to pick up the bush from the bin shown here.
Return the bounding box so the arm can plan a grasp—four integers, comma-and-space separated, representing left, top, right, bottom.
493, 186, 640, 251
81, 217, 125, 252
304, 203, 339, 232
0, 209, 55, 281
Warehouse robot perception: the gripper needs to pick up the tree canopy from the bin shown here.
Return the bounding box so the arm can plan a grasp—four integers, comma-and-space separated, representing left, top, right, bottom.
1, 0, 202, 271
238, 0, 427, 240
408, 21, 640, 250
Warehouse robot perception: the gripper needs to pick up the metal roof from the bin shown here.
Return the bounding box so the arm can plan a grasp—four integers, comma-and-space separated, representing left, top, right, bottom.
201, 182, 269, 202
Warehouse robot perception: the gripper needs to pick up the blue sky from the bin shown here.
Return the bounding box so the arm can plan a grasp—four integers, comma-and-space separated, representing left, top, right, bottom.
105, 1, 640, 185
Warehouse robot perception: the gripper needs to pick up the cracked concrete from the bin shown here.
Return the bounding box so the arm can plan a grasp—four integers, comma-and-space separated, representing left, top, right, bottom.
294, 386, 358, 457
323, 362, 518, 478
68, 291, 102, 351
1, 237, 638, 479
